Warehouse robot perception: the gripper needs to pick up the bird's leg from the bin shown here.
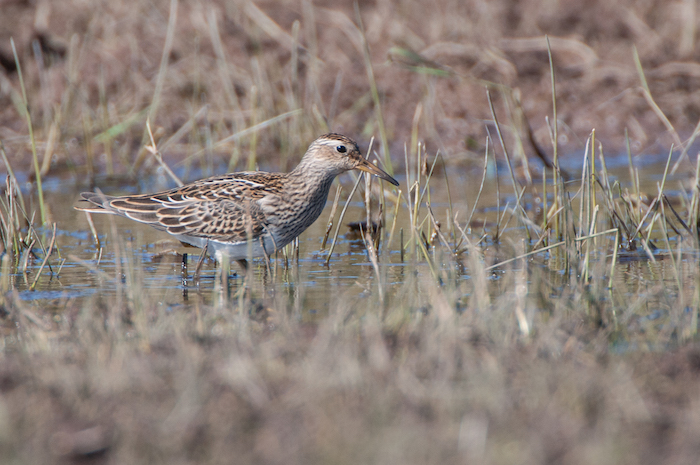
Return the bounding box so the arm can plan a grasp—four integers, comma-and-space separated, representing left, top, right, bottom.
193, 241, 209, 285
259, 236, 272, 276
236, 259, 249, 273
181, 252, 188, 294
235, 260, 250, 303
219, 253, 230, 294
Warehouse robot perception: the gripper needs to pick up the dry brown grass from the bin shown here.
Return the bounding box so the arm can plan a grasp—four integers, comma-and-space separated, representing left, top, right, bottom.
2, 0, 700, 179
3, 1, 700, 464
2, 241, 700, 464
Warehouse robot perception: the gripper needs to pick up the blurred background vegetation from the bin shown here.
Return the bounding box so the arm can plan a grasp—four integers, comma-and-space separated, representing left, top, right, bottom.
2, 0, 699, 181
3, 1, 700, 464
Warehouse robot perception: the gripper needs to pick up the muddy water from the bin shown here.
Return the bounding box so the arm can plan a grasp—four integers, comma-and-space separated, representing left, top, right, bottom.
4, 154, 695, 341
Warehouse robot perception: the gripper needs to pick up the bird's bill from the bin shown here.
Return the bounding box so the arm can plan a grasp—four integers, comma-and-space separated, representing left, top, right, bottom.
355, 159, 399, 186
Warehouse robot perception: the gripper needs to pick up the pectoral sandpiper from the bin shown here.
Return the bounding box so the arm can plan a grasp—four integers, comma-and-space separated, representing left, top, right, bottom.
76, 133, 399, 265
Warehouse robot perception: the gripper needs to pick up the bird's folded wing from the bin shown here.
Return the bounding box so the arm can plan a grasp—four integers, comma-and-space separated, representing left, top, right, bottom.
107, 196, 269, 242
76, 173, 285, 242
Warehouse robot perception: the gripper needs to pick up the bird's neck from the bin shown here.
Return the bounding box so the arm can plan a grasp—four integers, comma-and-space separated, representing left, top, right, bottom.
288, 158, 337, 189
286, 159, 338, 205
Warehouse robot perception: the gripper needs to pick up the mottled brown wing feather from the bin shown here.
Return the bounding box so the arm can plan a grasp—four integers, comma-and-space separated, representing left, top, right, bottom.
79, 172, 285, 242
152, 199, 268, 242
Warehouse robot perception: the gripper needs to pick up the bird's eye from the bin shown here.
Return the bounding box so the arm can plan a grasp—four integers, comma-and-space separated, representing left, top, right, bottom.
335, 145, 347, 154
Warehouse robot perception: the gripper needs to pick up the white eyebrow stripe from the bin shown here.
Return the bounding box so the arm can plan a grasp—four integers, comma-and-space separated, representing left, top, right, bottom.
319, 139, 345, 146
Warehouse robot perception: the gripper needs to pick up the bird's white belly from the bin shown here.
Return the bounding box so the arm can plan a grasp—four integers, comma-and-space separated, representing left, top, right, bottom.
174, 232, 287, 261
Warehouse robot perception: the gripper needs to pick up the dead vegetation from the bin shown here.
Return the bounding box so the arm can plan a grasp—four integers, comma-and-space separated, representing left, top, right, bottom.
2, 0, 700, 180
3, 0, 700, 464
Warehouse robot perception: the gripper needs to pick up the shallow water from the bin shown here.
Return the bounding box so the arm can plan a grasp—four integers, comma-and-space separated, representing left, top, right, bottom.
3, 154, 697, 346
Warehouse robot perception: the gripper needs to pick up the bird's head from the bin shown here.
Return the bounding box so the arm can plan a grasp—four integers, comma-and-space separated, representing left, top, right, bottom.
303, 133, 399, 186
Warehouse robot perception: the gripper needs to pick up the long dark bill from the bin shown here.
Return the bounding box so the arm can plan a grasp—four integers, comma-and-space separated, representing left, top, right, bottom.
355, 159, 399, 186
